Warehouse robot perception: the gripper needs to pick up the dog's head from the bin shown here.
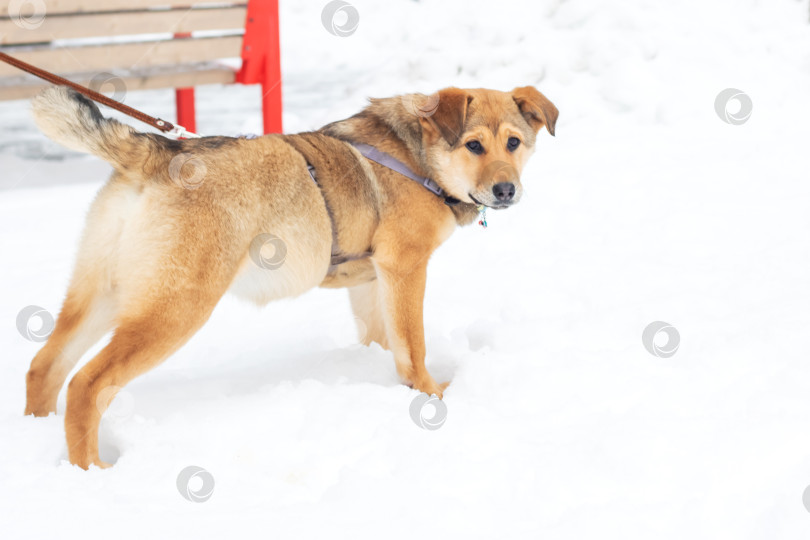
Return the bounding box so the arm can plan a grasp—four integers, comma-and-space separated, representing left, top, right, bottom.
416, 86, 557, 209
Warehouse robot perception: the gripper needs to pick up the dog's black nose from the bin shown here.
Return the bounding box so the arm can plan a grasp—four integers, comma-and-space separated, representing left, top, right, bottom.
492, 182, 515, 202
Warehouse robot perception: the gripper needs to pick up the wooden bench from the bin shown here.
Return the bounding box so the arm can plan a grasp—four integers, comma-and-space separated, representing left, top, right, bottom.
0, 0, 282, 134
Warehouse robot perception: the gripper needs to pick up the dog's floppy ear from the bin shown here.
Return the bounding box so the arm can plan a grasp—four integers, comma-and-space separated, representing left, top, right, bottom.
512, 86, 558, 136
419, 87, 471, 146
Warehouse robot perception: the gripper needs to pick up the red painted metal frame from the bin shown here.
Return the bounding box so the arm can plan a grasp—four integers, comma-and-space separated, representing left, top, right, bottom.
235, 0, 283, 134
175, 87, 196, 133
174, 32, 196, 134
173, 0, 282, 135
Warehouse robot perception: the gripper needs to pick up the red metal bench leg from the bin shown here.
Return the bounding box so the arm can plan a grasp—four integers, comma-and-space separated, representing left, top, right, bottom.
261, 80, 282, 134
238, 0, 283, 134
175, 87, 196, 134
173, 32, 197, 135
260, 0, 282, 134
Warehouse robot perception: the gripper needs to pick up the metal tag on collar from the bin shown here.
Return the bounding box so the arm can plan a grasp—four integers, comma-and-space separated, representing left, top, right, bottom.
476, 205, 488, 228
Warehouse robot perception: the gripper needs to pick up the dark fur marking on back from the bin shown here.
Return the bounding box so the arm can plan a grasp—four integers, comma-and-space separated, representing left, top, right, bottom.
189, 136, 238, 150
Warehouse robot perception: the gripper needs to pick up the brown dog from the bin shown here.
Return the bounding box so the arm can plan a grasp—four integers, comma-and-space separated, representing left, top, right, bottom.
24, 85, 557, 468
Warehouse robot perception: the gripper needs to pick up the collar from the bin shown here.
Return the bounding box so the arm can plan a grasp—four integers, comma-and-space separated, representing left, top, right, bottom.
350, 143, 461, 206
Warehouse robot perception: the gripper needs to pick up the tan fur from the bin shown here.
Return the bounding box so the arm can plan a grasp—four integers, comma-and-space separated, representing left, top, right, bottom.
24, 85, 557, 468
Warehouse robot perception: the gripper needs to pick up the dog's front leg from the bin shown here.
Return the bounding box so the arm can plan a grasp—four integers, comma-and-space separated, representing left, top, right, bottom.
373, 258, 448, 398
349, 280, 389, 349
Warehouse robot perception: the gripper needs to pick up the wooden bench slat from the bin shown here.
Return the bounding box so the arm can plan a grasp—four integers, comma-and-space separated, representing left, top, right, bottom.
0, 1, 245, 17
0, 66, 236, 101
0, 7, 247, 45
0, 36, 243, 77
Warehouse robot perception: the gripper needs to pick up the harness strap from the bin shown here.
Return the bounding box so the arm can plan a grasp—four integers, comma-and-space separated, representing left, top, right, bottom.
307, 163, 372, 267
350, 142, 460, 206
306, 140, 470, 268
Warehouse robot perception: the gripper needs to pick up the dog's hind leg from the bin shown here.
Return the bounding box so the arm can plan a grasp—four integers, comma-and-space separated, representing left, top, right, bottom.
24, 181, 130, 417
62, 212, 243, 469
64, 282, 226, 469
24, 287, 116, 417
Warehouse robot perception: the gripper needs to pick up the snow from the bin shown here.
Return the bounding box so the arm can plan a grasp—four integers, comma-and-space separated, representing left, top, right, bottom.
2, 0, 810, 538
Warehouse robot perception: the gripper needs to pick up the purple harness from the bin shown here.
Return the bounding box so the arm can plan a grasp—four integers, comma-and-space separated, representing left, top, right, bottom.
306, 141, 468, 267
351, 143, 448, 198
307, 142, 460, 206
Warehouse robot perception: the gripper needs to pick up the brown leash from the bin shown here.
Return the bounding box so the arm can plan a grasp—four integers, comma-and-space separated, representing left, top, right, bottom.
0, 51, 198, 137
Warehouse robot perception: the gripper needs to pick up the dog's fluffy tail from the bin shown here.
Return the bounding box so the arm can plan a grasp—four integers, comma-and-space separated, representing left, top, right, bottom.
31, 86, 143, 168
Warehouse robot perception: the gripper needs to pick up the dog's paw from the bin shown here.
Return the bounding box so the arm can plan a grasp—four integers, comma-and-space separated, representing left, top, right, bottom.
24, 395, 57, 417
79, 459, 112, 471
411, 379, 449, 399
24, 406, 56, 417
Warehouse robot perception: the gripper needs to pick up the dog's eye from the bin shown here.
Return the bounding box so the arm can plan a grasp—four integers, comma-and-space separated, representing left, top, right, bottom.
507, 137, 521, 151
465, 140, 484, 155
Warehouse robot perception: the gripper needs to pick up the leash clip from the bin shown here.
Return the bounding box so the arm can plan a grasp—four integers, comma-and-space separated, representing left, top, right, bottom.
167, 124, 201, 139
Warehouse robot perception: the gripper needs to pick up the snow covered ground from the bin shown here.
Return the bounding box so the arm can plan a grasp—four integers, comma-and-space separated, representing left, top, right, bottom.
2, 0, 810, 538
